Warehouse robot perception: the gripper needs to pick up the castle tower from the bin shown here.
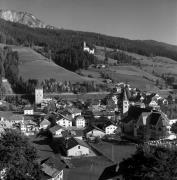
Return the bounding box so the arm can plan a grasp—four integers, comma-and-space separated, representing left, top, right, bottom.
123, 89, 129, 114
83, 41, 86, 49
35, 87, 43, 105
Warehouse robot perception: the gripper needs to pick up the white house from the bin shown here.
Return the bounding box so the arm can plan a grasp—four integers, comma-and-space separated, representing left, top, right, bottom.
75, 116, 86, 128
56, 115, 72, 128
49, 125, 65, 137
67, 108, 82, 118
66, 137, 90, 157
24, 107, 34, 115
105, 124, 117, 135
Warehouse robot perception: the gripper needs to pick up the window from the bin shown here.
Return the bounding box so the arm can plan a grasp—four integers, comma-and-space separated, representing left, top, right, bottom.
78, 145, 80, 149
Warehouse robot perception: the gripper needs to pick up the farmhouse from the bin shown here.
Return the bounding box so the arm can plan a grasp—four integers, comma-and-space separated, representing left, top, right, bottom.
49, 125, 65, 137
75, 115, 86, 128
56, 114, 72, 128
24, 107, 34, 115
105, 121, 117, 135
41, 156, 65, 180
65, 137, 90, 157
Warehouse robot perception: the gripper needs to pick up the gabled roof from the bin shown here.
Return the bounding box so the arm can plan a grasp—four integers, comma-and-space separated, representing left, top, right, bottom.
40, 119, 51, 126
9, 114, 24, 121
58, 112, 72, 121
85, 125, 105, 134
122, 106, 151, 123
76, 115, 85, 121
104, 121, 116, 128
24, 107, 33, 110
67, 107, 81, 114
49, 125, 64, 133
66, 137, 89, 150
41, 156, 65, 172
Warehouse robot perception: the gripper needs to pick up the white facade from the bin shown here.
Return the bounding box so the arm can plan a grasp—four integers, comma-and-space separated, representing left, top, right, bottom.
76, 117, 85, 128
83, 42, 95, 54
105, 124, 117, 135
35, 88, 43, 104
123, 100, 129, 114
55, 129, 64, 137
24, 109, 34, 115
57, 118, 72, 128
67, 145, 89, 156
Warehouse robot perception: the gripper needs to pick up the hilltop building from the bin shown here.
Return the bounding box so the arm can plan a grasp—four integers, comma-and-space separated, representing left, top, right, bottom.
35, 87, 43, 105
83, 41, 95, 54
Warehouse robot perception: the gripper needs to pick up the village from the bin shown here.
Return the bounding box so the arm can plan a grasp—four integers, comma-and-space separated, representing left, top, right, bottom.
0, 80, 176, 180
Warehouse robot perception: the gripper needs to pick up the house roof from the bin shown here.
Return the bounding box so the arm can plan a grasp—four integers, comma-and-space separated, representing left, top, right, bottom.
41, 163, 60, 178
85, 125, 105, 134
41, 156, 65, 172
148, 112, 169, 127
49, 125, 64, 133
62, 129, 84, 138
40, 119, 51, 126
66, 137, 89, 150
122, 106, 151, 123
0, 111, 14, 120
104, 121, 116, 128
9, 114, 24, 121
148, 112, 161, 126
24, 107, 33, 110
67, 107, 81, 114
76, 115, 85, 121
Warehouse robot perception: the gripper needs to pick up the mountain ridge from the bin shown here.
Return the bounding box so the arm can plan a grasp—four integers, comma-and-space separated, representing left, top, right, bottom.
0, 9, 57, 29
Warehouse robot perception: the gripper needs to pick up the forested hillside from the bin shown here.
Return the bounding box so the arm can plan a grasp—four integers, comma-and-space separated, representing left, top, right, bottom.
0, 18, 177, 67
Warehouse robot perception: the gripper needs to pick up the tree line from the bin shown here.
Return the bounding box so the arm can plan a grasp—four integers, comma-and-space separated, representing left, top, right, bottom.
1, 18, 177, 65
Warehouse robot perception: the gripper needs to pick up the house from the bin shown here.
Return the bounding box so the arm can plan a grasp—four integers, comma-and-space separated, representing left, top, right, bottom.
75, 116, 86, 128
56, 113, 72, 128
67, 108, 82, 118
62, 129, 84, 140
122, 106, 169, 140
21, 120, 39, 136
24, 107, 34, 115
65, 137, 90, 157
105, 121, 117, 135
49, 125, 65, 137
41, 156, 65, 180
8, 114, 24, 125
40, 119, 51, 129
149, 100, 160, 110
86, 126, 106, 138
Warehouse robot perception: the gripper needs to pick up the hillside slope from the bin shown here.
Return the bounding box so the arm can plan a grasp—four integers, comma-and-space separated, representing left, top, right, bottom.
0, 18, 177, 62
9, 46, 96, 83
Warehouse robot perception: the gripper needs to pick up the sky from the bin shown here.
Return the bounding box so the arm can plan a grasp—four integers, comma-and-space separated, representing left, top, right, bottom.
1, 0, 177, 45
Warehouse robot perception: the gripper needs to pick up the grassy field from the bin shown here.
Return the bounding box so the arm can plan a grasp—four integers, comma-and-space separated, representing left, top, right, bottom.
91, 141, 136, 163
16, 47, 96, 83
0, 45, 98, 83
95, 45, 177, 79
